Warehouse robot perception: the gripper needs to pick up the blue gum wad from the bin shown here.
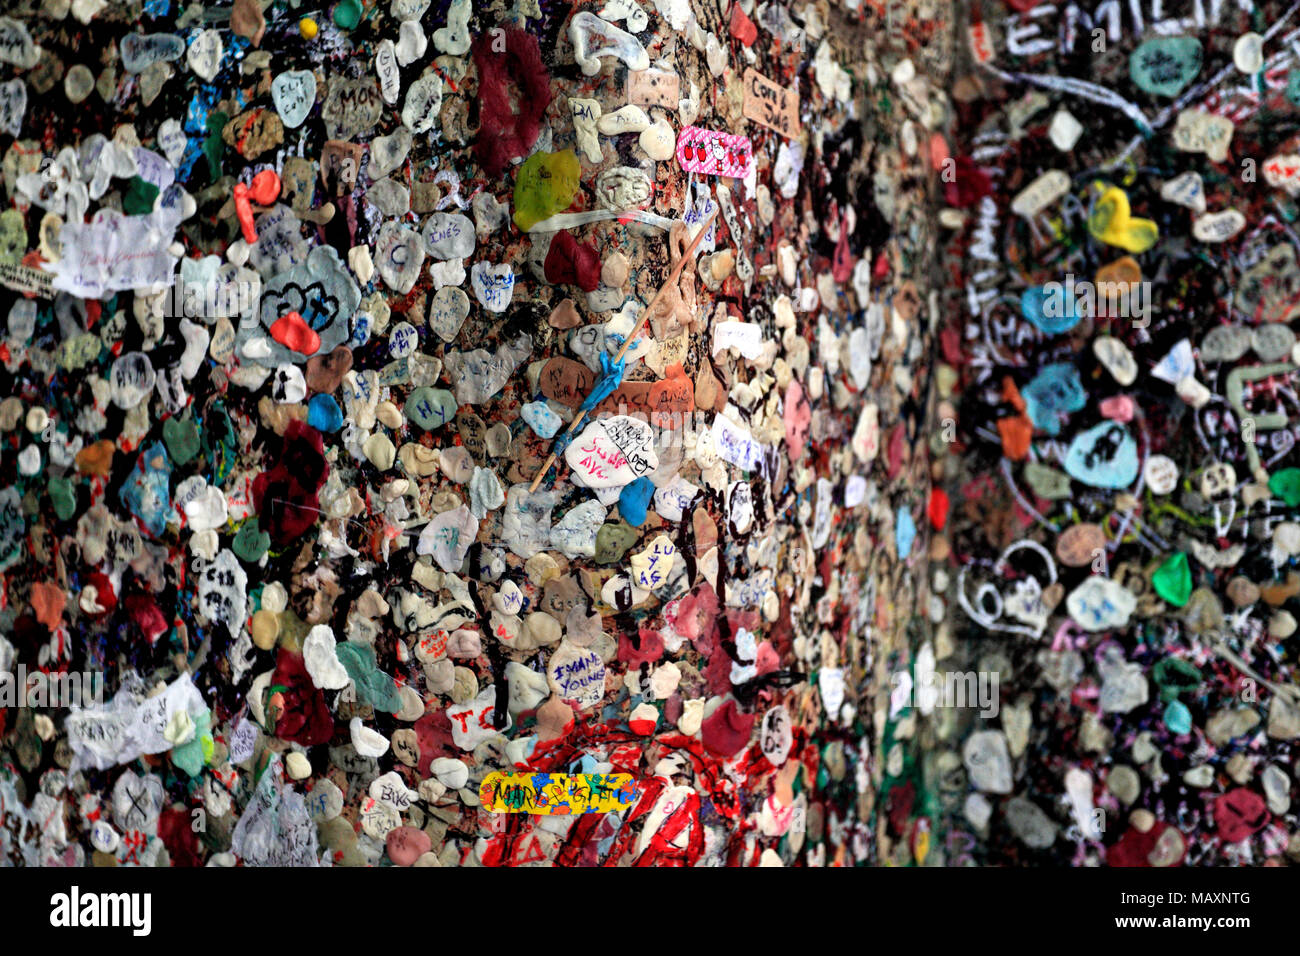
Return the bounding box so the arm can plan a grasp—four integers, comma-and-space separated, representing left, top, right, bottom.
308, 394, 345, 432
1021, 285, 1081, 335
1163, 699, 1193, 735
1064, 421, 1139, 488
896, 508, 916, 559
1022, 363, 1085, 436
521, 400, 561, 438
119, 441, 173, 538
619, 477, 655, 527
336, 641, 403, 713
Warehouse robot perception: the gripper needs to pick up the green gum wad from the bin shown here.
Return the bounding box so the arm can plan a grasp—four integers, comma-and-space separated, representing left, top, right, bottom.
513, 150, 581, 232
123, 176, 160, 216
48, 476, 76, 521
163, 417, 201, 465
334, 0, 363, 29
1153, 657, 1201, 703
336, 641, 402, 713
171, 709, 215, 777
233, 517, 271, 562
0, 208, 26, 263
1152, 551, 1192, 607
1270, 468, 1300, 506
1129, 36, 1203, 98
595, 521, 638, 564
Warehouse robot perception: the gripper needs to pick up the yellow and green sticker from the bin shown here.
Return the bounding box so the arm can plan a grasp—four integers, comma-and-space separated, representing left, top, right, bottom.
480, 772, 639, 814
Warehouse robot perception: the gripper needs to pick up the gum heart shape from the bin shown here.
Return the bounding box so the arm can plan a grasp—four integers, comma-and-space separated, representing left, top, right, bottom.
113, 770, 165, 830
544, 231, 602, 291
1129, 36, 1203, 97
158, 118, 188, 165
322, 76, 383, 139
470, 261, 516, 312
1151, 339, 1194, 384
1161, 170, 1206, 212
406, 386, 457, 430
427, 286, 471, 342
1064, 421, 1139, 489
270, 311, 322, 355
444, 335, 532, 404
162, 417, 201, 465
1088, 186, 1159, 253
232, 518, 271, 562
550, 500, 607, 558
375, 222, 425, 294
271, 70, 316, 128
369, 128, 412, 179
187, 28, 223, 81
565, 416, 658, 489
417, 504, 479, 573
513, 150, 582, 231
257, 245, 361, 362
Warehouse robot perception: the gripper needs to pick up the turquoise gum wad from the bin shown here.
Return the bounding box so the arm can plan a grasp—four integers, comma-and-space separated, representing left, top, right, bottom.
1022, 363, 1085, 436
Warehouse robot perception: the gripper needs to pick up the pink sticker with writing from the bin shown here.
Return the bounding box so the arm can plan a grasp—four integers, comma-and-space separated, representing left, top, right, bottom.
676, 126, 753, 178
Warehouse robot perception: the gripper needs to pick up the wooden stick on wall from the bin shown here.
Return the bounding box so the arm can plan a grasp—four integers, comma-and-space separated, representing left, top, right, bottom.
527, 210, 720, 494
